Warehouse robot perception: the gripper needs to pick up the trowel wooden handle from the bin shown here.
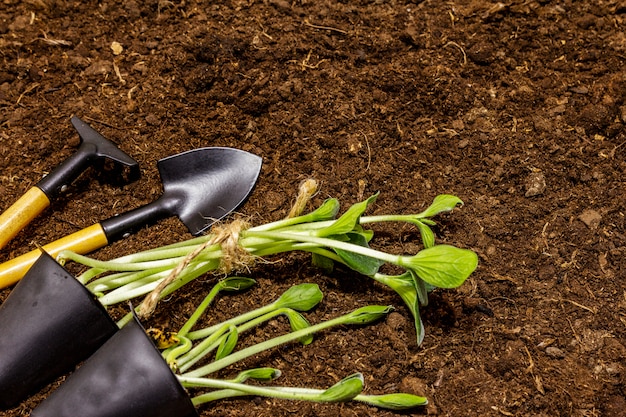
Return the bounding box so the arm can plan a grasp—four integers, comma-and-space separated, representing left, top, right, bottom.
0, 223, 109, 289
0, 187, 51, 250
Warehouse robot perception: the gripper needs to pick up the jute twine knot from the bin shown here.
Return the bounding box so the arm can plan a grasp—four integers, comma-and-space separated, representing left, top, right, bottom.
139, 218, 251, 319
138, 178, 319, 319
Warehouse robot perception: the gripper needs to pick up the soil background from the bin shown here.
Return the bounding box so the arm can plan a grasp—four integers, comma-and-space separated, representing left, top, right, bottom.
1, 0, 626, 416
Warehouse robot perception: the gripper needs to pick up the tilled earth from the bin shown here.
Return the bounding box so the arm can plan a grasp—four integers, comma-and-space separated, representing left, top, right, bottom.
1, 1, 625, 416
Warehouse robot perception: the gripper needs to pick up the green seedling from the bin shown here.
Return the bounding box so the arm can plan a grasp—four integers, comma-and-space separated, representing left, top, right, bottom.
162, 280, 428, 410
59, 194, 478, 344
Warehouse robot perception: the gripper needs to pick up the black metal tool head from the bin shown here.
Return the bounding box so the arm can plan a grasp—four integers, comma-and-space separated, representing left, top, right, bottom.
70, 116, 140, 175
37, 117, 140, 199
158, 147, 263, 235
100, 147, 262, 242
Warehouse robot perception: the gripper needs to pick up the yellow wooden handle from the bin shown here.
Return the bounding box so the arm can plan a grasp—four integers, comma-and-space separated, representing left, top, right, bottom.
0, 187, 51, 250
0, 223, 109, 289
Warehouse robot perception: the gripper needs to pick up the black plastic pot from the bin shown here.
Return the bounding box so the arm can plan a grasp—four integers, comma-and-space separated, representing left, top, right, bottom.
31, 314, 199, 417
0, 251, 118, 409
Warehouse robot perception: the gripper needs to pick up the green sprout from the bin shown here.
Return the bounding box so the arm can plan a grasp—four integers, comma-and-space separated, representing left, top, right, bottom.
59, 194, 477, 344
156, 280, 427, 410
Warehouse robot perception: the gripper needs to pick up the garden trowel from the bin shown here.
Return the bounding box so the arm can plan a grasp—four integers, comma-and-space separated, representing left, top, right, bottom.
0, 116, 140, 250
0, 147, 262, 289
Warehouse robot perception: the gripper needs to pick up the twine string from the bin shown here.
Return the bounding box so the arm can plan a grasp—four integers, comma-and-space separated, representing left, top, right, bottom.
138, 178, 318, 319
138, 219, 250, 318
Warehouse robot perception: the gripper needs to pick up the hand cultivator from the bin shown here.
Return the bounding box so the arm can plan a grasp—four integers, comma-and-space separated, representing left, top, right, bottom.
0, 117, 140, 250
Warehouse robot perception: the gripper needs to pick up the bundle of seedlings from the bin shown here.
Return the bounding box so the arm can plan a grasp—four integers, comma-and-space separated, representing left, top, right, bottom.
0, 181, 475, 408
60, 180, 478, 344
32, 280, 428, 416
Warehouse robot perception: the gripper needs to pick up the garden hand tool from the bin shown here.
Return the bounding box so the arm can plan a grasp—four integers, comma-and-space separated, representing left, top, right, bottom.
0, 147, 262, 289
0, 116, 140, 250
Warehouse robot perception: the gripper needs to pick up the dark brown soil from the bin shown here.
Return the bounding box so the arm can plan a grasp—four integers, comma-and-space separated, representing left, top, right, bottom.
1, 1, 625, 416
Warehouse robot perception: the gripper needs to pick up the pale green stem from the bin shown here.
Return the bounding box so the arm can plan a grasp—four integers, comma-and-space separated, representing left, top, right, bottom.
359, 214, 422, 224
180, 377, 344, 403
61, 251, 190, 273
248, 241, 329, 258
87, 268, 167, 292
99, 259, 217, 306
177, 324, 231, 371
182, 312, 351, 378
164, 336, 192, 365
97, 271, 171, 306
186, 301, 280, 341
175, 307, 296, 372
177, 283, 223, 338
244, 230, 403, 266
191, 389, 247, 405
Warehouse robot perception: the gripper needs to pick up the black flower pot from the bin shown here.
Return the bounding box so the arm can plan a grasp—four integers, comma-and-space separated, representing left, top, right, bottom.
0, 251, 118, 409
31, 314, 199, 417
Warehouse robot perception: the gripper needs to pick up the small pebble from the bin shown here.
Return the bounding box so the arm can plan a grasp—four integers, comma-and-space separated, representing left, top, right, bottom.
525, 172, 546, 197
578, 209, 602, 230
532, 116, 553, 133
145, 114, 160, 125
386, 311, 407, 330
569, 86, 589, 94
84, 60, 112, 77
545, 346, 566, 359
111, 41, 123, 55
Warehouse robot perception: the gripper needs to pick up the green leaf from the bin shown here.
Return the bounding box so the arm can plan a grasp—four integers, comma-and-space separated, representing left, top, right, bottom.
344, 305, 394, 325
215, 326, 238, 360
219, 277, 256, 292
352, 224, 374, 242
410, 270, 430, 306
415, 221, 435, 249
357, 393, 428, 410
311, 253, 334, 273
275, 283, 323, 311
400, 245, 478, 288
333, 232, 384, 276
232, 368, 282, 383
286, 310, 314, 345
316, 194, 378, 237
308, 198, 341, 222
417, 194, 463, 218
373, 273, 424, 345
319, 373, 364, 402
